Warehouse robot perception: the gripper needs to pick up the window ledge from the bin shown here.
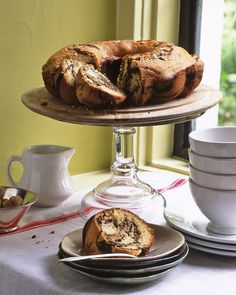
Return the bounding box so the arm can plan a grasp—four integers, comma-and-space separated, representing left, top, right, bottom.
141, 157, 190, 176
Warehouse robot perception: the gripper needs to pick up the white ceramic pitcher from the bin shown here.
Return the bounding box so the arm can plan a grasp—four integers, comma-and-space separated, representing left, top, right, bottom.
6, 145, 75, 207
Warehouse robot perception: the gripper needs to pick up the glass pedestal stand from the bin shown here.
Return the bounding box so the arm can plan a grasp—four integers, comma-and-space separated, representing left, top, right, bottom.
21, 85, 222, 220
80, 127, 158, 219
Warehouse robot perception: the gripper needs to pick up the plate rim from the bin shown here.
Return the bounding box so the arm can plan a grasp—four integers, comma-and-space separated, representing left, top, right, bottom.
59, 242, 189, 275
187, 241, 236, 257
164, 210, 236, 245
61, 224, 185, 261
60, 261, 174, 285
184, 233, 236, 251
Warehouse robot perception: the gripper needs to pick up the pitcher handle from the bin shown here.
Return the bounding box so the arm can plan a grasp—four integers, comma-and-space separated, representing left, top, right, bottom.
6, 155, 23, 186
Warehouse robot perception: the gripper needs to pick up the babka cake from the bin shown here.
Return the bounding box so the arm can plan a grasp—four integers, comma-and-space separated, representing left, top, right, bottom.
81, 208, 154, 257
42, 40, 204, 108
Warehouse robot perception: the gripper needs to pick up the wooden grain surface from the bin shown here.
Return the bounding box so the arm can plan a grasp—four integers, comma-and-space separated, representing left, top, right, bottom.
21, 85, 222, 127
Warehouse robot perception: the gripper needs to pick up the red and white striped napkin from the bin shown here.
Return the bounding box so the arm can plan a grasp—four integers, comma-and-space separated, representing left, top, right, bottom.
0, 174, 187, 236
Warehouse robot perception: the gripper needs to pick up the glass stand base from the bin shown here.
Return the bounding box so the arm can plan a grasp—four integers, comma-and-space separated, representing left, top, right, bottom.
79, 126, 162, 221
80, 174, 159, 220
80, 190, 162, 221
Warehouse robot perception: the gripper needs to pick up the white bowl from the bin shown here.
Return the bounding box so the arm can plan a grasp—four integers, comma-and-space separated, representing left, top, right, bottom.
189, 164, 236, 190
189, 179, 236, 234
189, 127, 236, 158
188, 149, 236, 174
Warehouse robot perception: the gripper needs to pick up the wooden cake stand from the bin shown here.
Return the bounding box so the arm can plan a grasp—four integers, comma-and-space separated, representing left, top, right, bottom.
22, 85, 221, 218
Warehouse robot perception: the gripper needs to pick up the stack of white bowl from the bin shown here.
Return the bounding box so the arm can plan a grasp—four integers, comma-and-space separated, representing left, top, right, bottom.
188, 127, 236, 235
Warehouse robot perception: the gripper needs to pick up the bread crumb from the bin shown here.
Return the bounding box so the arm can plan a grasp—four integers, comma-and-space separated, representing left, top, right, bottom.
40, 100, 48, 106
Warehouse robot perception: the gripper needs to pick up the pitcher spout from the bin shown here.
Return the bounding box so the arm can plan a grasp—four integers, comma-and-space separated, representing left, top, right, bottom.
63, 147, 76, 158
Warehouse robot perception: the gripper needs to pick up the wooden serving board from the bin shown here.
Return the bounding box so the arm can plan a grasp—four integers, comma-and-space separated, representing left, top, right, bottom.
21, 85, 221, 127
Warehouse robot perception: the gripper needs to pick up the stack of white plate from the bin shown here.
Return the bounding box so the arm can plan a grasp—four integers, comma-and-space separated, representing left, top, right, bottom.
58, 224, 188, 285
165, 209, 236, 257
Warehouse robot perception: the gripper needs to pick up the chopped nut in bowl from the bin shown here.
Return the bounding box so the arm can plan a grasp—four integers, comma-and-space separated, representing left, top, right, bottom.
0, 186, 37, 233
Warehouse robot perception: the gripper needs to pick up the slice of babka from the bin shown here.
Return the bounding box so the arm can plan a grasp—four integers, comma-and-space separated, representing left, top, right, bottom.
82, 208, 154, 257
117, 42, 203, 105
75, 64, 127, 108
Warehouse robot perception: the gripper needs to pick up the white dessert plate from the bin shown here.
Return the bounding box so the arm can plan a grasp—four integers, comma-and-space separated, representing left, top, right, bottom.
61, 224, 185, 261
59, 241, 188, 269
60, 262, 174, 285
164, 210, 236, 245
188, 241, 236, 257
184, 234, 236, 251
59, 242, 189, 275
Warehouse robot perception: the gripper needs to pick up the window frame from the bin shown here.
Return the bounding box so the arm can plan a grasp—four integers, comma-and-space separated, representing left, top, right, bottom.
115, 0, 223, 174
173, 0, 224, 160
173, 0, 203, 160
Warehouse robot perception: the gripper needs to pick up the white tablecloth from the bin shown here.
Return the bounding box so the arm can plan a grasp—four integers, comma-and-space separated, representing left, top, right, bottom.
1, 171, 236, 295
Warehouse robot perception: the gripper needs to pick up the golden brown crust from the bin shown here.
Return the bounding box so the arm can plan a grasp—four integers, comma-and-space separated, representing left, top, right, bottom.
178, 55, 204, 97
42, 40, 204, 108
73, 40, 161, 69
82, 208, 154, 257
42, 45, 80, 96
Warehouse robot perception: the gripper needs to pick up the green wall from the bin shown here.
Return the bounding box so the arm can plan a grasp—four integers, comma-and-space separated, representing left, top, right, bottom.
0, 0, 116, 183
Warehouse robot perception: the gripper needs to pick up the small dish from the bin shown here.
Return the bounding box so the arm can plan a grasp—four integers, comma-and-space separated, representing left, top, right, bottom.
58, 242, 189, 275
0, 186, 37, 233
61, 224, 185, 261
61, 264, 173, 285
58, 248, 175, 285
59, 241, 188, 269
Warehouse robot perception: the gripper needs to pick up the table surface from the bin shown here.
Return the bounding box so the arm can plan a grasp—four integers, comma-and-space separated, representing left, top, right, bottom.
1, 171, 236, 295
